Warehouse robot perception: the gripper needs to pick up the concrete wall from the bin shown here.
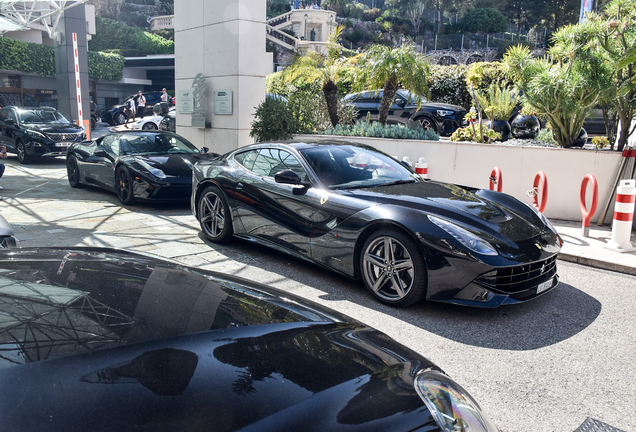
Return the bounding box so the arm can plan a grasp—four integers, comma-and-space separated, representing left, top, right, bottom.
174, 0, 270, 155
296, 135, 623, 223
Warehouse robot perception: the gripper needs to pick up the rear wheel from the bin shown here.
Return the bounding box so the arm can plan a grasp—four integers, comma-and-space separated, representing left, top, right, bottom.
142, 122, 158, 130
16, 140, 30, 164
116, 166, 135, 205
360, 229, 427, 307
66, 155, 83, 188
90, 117, 97, 130
198, 185, 233, 243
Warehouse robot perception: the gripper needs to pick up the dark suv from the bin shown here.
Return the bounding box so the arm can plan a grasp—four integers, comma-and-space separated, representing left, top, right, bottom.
0, 106, 86, 163
101, 92, 168, 126
344, 89, 468, 136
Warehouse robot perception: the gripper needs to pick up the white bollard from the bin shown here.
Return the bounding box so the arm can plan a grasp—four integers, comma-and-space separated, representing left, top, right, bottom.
402, 156, 412, 167
415, 157, 428, 178
605, 179, 636, 252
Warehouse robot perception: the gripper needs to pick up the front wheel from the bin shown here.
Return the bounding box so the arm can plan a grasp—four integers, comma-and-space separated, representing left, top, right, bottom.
418, 117, 437, 133
360, 229, 427, 307
16, 140, 30, 164
66, 155, 83, 188
198, 185, 233, 243
142, 122, 158, 130
116, 166, 136, 205
115, 112, 127, 125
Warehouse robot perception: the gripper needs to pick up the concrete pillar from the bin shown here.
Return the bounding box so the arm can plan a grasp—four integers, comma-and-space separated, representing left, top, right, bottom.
54, 4, 90, 126
175, 0, 271, 154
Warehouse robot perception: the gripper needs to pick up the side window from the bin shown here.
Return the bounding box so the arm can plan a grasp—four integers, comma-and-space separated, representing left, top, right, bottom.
100, 135, 119, 155
252, 148, 307, 179
234, 150, 258, 171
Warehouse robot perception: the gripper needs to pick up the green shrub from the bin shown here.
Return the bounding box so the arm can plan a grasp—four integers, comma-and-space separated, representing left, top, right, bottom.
428, 65, 471, 110
450, 125, 501, 143
320, 121, 440, 140
536, 128, 558, 146
89, 16, 174, 55
250, 98, 298, 142
0, 37, 125, 81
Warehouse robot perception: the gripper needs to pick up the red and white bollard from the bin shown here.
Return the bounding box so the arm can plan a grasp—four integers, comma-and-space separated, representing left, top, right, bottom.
489, 167, 502, 192
605, 179, 636, 252
415, 157, 428, 178
579, 174, 598, 237
530, 171, 548, 213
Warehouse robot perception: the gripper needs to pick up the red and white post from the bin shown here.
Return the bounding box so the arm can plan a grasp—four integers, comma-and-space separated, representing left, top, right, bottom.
605, 179, 636, 252
415, 157, 428, 178
72, 33, 88, 140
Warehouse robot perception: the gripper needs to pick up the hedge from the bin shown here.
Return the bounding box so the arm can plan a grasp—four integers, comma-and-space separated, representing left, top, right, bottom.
0, 37, 125, 82
88, 16, 174, 55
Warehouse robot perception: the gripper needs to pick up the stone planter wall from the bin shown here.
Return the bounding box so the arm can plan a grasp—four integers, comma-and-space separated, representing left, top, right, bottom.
295, 135, 623, 223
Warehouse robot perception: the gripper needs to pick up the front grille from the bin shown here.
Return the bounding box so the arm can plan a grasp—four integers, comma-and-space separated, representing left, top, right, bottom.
46, 132, 84, 142
476, 255, 557, 294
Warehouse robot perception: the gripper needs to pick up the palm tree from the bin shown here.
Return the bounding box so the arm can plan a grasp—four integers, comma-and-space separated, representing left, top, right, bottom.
283, 25, 349, 127
355, 44, 430, 126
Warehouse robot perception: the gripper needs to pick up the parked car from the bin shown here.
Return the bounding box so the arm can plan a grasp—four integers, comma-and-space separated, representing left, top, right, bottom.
0, 106, 86, 163
132, 107, 175, 131
192, 140, 562, 308
159, 108, 176, 132
90, 101, 100, 130
101, 92, 170, 126
0, 247, 499, 432
343, 90, 468, 136
66, 130, 216, 205
0, 214, 17, 248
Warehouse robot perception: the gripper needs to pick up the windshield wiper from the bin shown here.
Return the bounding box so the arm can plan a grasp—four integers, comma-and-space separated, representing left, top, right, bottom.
375, 179, 417, 187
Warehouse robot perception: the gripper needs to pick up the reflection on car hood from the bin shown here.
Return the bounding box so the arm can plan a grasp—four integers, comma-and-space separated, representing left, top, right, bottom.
124, 153, 211, 177
348, 181, 542, 240
0, 247, 437, 431
418, 102, 467, 112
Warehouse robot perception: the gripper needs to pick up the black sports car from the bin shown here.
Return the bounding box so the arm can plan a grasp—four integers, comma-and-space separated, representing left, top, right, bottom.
0, 106, 86, 163
343, 90, 468, 136
0, 247, 499, 432
66, 131, 216, 205
192, 140, 562, 308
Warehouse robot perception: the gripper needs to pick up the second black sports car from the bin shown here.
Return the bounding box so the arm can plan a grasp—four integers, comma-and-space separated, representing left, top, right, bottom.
192, 139, 562, 308
67, 131, 216, 205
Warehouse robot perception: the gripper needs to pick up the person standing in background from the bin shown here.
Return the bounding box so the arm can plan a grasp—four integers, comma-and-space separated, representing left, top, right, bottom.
0, 146, 7, 197
137, 91, 146, 119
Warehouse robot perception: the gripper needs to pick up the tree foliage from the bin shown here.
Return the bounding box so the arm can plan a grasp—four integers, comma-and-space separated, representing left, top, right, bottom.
355, 44, 430, 125
461, 8, 507, 33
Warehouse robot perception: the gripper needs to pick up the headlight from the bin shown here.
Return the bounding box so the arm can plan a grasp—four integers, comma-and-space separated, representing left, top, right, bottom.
414, 370, 499, 432
26, 130, 46, 139
134, 157, 166, 179
428, 215, 497, 256
437, 110, 455, 117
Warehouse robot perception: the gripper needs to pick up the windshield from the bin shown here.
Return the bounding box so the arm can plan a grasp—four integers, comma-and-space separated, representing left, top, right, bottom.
300, 145, 423, 189
119, 133, 199, 156
18, 109, 71, 125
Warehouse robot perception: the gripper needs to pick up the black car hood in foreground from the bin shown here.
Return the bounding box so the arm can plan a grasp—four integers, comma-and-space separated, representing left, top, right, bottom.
0, 248, 439, 432
346, 180, 544, 242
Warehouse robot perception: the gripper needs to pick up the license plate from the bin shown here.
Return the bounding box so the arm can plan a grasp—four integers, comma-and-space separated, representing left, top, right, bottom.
55, 142, 72, 147
537, 278, 553, 294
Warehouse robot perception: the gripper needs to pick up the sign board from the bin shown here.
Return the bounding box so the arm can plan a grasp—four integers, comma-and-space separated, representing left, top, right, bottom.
178, 91, 194, 113
214, 90, 233, 115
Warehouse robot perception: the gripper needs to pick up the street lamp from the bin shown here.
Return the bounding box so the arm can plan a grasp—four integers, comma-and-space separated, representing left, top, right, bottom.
304, 13, 308, 40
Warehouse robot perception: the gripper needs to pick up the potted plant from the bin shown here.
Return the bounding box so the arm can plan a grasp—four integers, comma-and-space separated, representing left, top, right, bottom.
511, 104, 541, 139
475, 82, 518, 141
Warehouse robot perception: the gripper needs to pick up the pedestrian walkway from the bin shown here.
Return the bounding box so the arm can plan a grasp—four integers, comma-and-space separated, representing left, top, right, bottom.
553, 219, 636, 276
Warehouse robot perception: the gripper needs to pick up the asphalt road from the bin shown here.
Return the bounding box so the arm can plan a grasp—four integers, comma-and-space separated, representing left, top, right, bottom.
0, 136, 633, 432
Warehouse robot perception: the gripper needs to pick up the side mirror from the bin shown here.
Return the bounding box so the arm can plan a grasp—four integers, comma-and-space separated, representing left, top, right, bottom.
94, 148, 108, 157
200, 147, 209, 154
4, 119, 15, 126
274, 169, 311, 188
395, 98, 405, 108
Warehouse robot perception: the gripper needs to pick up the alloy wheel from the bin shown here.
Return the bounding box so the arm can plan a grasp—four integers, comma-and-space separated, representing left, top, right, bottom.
362, 235, 416, 302
200, 191, 226, 239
